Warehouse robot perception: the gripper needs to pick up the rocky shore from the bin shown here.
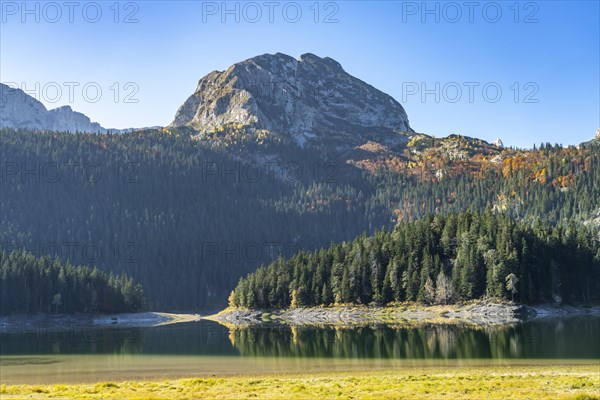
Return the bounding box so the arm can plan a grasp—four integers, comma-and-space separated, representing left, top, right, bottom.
209, 302, 600, 327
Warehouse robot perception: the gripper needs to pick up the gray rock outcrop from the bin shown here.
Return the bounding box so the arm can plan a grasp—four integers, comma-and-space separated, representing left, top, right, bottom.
169, 53, 412, 143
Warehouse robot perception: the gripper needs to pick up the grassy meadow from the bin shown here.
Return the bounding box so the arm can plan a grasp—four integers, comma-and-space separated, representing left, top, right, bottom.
1, 365, 599, 399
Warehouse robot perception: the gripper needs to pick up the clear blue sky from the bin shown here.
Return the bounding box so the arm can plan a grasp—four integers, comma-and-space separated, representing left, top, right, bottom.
1, 1, 598, 147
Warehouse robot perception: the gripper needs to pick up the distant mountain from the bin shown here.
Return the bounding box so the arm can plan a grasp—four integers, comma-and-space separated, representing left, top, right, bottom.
169, 53, 412, 153
0, 83, 123, 133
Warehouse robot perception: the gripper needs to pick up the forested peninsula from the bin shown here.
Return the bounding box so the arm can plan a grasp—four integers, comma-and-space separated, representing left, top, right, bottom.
0, 249, 146, 315
227, 212, 599, 313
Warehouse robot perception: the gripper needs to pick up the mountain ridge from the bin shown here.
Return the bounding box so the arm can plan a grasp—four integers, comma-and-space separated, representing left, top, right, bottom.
0, 83, 133, 133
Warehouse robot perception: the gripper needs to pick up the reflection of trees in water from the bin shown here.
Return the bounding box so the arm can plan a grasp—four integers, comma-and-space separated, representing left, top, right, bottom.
117, 329, 145, 355
228, 323, 533, 359
6, 318, 598, 358
1, 326, 146, 355
425, 326, 456, 358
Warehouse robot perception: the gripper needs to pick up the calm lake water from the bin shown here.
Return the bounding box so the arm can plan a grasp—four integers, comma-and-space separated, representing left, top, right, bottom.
1, 317, 599, 384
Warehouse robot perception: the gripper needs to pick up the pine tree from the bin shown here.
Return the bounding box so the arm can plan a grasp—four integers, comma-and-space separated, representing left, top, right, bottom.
506, 273, 519, 301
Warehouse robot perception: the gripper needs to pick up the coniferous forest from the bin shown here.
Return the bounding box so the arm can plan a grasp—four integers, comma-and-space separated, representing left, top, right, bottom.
0, 248, 146, 315
231, 212, 600, 308
1, 128, 598, 310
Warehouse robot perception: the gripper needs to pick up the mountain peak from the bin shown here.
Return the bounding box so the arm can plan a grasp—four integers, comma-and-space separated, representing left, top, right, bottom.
169, 52, 412, 148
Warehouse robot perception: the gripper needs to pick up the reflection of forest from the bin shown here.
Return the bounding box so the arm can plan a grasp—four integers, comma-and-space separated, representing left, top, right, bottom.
0, 326, 146, 355
228, 324, 513, 359
3, 318, 598, 359
228, 318, 600, 359
0, 322, 237, 356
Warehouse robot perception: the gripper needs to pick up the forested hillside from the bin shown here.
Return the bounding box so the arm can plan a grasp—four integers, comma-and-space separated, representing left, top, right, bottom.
0, 128, 369, 310
0, 248, 145, 315
1, 128, 598, 309
231, 212, 600, 308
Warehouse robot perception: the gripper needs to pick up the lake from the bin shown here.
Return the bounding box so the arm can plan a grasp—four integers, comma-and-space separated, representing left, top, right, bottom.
1, 316, 598, 384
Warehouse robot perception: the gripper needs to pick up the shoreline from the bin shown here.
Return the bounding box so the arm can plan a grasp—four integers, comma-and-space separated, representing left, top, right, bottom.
207, 301, 600, 327
0, 312, 201, 333
2, 302, 598, 332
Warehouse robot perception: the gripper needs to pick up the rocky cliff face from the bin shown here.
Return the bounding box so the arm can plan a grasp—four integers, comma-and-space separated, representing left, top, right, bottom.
0, 83, 110, 133
169, 53, 412, 147
0, 83, 49, 130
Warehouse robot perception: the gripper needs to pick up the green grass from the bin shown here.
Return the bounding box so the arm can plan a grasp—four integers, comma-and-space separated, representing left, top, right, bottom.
1, 365, 599, 399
